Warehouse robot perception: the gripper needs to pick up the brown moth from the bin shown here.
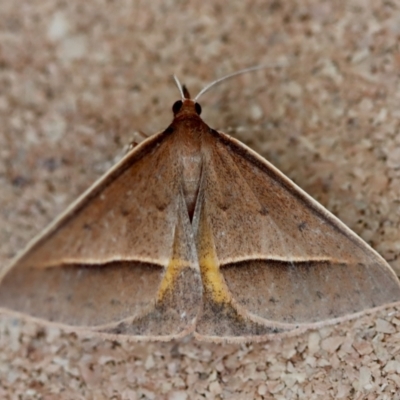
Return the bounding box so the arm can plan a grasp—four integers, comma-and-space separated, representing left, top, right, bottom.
1, 72, 400, 343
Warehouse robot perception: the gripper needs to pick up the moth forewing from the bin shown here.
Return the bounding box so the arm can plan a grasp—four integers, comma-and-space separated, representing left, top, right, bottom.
180, 126, 400, 341
0, 126, 201, 339
200, 129, 400, 327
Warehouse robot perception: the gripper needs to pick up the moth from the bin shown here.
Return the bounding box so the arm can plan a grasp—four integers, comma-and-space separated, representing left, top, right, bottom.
1, 71, 400, 343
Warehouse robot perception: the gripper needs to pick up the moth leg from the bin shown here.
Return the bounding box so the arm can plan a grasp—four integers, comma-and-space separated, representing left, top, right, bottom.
128, 130, 150, 150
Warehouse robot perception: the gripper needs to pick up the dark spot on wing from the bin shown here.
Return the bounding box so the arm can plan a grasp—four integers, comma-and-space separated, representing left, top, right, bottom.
218, 202, 229, 211
298, 222, 307, 232
120, 207, 130, 216
260, 206, 269, 215
269, 297, 277, 303
316, 291, 323, 299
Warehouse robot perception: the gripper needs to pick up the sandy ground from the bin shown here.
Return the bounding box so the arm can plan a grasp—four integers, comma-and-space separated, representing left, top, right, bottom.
1, 0, 400, 398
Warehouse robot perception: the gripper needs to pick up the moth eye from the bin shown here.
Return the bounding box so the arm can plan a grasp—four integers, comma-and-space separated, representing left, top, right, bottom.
172, 100, 183, 115
195, 103, 202, 115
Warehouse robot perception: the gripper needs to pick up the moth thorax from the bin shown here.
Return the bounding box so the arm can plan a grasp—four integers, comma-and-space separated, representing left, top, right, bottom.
181, 153, 202, 220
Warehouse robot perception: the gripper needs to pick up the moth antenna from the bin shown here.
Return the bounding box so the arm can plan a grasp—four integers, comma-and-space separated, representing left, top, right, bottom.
194, 64, 280, 102
173, 75, 187, 100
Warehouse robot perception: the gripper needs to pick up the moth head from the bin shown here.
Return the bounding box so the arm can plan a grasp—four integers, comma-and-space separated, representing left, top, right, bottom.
172, 99, 202, 117
172, 66, 271, 119
172, 75, 202, 118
